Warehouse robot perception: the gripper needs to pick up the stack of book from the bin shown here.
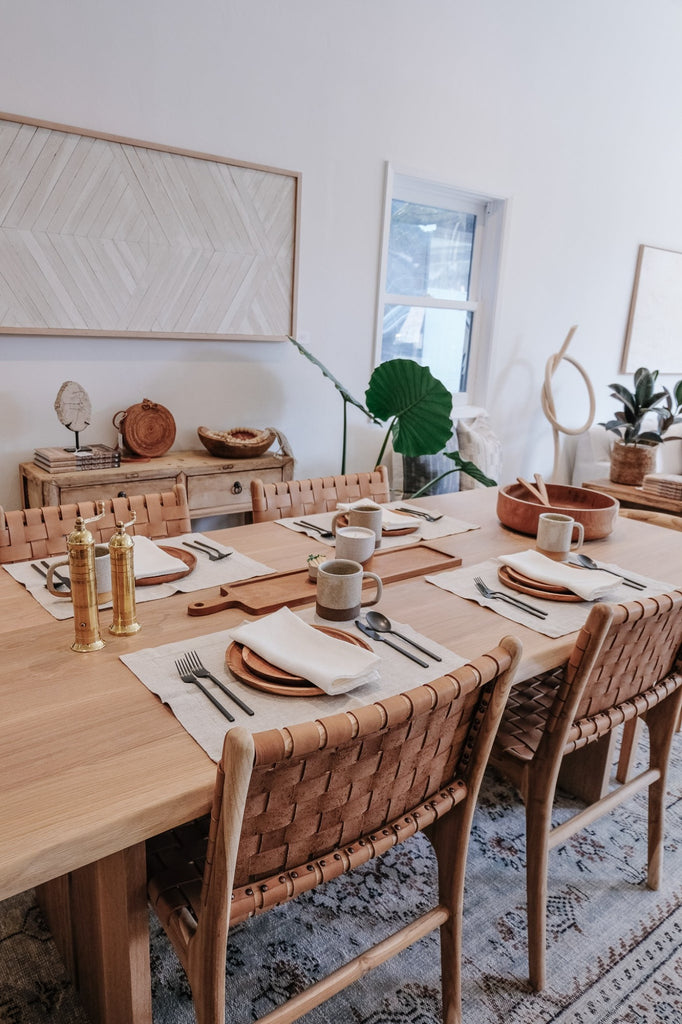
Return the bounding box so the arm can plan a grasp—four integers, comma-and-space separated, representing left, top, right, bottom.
33, 444, 121, 473
642, 473, 682, 500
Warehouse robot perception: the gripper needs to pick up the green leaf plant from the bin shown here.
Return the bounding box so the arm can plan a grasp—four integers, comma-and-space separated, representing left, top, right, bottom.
289, 337, 496, 492
599, 367, 682, 446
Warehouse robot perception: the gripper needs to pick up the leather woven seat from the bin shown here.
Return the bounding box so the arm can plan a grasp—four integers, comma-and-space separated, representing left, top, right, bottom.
0, 484, 191, 564
250, 467, 390, 522
489, 590, 682, 991
146, 637, 521, 1024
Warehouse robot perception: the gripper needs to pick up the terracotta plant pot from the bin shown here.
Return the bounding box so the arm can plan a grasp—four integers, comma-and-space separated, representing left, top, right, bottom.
609, 441, 657, 486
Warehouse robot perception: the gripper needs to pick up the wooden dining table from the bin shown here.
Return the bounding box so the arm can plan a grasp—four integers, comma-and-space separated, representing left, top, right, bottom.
1, 486, 679, 1024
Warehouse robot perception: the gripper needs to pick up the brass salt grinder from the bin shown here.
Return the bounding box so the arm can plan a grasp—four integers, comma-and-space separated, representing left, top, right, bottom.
67, 502, 106, 653
108, 512, 141, 636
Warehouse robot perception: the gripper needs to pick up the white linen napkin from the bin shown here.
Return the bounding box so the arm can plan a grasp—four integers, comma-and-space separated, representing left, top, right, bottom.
230, 606, 381, 695
132, 535, 189, 578
335, 499, 409, 532
497, 550, 616, 601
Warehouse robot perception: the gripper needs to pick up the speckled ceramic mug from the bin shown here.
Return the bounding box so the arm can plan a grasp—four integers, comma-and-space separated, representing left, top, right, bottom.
315, 558, 382, 621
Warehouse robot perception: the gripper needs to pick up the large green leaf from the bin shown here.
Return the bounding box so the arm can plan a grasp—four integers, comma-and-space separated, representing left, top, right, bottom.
365, 359, 453, 456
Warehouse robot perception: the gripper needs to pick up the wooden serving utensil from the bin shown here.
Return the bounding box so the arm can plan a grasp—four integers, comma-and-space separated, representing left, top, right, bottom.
516, 476, 550, 506
534, 473, 551, 505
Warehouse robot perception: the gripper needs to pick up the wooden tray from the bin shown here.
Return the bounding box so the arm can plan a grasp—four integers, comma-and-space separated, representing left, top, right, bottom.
188, 542, 462, 616
136, 546, 196, 586
226, 626, 372, 697
498, 565, 583, 603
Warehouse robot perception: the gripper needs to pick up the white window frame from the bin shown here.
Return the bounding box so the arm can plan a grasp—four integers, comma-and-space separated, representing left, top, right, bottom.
374, 164, 507, 411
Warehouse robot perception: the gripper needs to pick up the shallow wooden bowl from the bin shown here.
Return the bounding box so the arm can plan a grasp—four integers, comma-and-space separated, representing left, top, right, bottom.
496, 483, 619, 540
197, 426, 276, 459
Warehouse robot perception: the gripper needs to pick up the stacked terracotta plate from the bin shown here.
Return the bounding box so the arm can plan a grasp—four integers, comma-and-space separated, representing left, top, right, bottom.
497, 564, 583, 602
225, 626, 372, 696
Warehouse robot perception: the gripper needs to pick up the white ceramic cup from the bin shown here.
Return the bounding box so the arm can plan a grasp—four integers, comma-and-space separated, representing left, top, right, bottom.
315, 558, 383, 622
334, 525, 376, 565
332, 505, 383, 549
46, 544, 113, 605
536, 512, 584, 562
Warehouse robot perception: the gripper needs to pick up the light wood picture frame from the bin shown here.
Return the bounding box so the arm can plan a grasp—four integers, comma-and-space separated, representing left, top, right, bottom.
622, 244, 682, 373
0, 113, 300, 340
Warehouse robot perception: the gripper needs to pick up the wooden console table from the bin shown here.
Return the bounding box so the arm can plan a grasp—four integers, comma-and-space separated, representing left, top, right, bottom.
582, 478, 682, 517
19, 450, 294, 520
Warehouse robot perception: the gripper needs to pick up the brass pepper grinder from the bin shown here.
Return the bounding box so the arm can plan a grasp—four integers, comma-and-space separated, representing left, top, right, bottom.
67, 502, 106, 653
109, 512, 141, 636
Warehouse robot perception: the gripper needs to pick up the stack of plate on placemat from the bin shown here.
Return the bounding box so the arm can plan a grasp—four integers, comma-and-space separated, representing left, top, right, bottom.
642, 473, 682, 500
226, 625, 372, 696
498, 564, 583, 602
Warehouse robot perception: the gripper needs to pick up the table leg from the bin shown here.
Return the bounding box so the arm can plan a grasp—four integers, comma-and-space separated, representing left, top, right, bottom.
37, 843, 152, 1024
558, 731, 618, 803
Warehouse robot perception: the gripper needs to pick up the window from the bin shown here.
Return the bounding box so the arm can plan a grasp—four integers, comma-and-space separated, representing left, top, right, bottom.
375, 168, 505, 408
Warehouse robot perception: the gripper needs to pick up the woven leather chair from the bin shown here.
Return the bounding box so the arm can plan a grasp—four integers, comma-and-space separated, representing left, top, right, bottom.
488, 590, 682, 991
250, 467, 390, 523
147, 637, 522, 1024
0, 484, 191, 564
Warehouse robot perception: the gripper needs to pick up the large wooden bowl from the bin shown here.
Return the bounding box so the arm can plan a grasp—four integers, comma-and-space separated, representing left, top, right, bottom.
496, 483, 619, 540
197, 426, 276, 459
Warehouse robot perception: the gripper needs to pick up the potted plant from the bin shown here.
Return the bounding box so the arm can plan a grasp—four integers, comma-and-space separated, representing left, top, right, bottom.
599, 367, 682, 485
288, 337, 495, 492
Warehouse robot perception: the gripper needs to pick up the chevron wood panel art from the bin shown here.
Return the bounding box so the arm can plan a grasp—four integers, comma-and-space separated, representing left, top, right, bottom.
0, 114, 300, 340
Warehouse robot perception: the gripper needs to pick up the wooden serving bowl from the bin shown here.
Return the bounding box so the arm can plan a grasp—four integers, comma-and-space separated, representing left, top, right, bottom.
197, 426, 276, 459
496, 482, 619, 540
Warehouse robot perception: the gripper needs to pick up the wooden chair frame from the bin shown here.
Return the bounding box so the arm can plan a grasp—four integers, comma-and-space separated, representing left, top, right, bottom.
250, 467, 390, 523
0, 484, 191, 564
147, 637, 522, 1024
489, 590, 682, 991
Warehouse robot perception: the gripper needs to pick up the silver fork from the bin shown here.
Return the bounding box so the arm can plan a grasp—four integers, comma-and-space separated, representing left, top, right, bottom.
397, 507, 443, 523
473, 576, 548, 619
174, 657, 235, 721
189, 540, 232, 560
185, 651, 254, 716
183, 540, 227, 561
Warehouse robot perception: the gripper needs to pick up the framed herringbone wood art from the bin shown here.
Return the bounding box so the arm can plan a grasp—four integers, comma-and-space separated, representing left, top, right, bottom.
0, 113, 300, 340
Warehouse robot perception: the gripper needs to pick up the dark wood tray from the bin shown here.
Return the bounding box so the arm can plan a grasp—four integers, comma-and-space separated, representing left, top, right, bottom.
187, 542, 462, 616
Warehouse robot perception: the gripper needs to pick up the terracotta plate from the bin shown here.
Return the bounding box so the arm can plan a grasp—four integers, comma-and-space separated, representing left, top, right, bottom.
336, 513, 418, 537
497, 565, 583, 603
225, 626, 373, 697
135, 545, 196, 586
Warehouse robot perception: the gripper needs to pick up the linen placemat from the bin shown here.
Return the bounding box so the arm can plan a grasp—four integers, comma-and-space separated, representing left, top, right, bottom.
276, 504, 479, 550
425, 557, 679, 638
120, 607, 466, 761
2, 532, 275, 620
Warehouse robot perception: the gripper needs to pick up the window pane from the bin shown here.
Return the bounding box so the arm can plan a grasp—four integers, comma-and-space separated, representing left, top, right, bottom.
386, 201, 475, 300
381, 303, 472, 394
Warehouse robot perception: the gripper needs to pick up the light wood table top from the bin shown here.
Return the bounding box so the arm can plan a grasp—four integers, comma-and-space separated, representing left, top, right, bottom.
1, 487, 680, 902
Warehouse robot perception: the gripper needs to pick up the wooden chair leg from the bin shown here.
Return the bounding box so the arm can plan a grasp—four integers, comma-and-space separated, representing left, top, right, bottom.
616, 719, 643, 784
524, 794, 553, 992
644, 695, 682, 890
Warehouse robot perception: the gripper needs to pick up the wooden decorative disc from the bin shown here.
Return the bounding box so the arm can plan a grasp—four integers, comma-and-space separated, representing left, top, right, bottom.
116, 399, 176, 457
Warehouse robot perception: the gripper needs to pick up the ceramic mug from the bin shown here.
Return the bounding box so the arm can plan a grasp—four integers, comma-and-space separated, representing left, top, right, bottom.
46, 544, 113, 605
332, 505, 383, 549
334, 525, 376, 565
536, 512, 584, 562
315, 558, 383, 621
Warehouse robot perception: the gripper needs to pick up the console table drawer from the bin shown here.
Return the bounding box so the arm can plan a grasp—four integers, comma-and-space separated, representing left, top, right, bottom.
186, 466, 286, 514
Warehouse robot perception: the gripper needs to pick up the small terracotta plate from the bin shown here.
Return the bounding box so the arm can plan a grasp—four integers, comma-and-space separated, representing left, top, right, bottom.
336, 513, 418, 537
225, 626, 372, 697
498, 565, 583, 603
135, 545, 196, 586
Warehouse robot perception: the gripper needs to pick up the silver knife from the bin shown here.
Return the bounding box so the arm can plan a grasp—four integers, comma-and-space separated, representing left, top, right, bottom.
355, 620, 429, 667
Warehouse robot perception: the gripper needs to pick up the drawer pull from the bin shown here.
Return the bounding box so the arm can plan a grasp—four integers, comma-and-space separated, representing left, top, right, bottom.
231, 481, 243, 495
118, 491, 128, 497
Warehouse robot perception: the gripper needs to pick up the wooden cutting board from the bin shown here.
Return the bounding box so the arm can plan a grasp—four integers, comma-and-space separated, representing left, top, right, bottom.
187, 543, 462, 616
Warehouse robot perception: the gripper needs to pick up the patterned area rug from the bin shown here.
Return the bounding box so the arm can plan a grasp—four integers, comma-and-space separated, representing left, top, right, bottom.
2, 735, 681, 1024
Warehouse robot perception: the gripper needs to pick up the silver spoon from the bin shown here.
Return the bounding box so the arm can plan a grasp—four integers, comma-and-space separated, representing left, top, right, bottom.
572, 553, 645, 589
364, 610, 442, 661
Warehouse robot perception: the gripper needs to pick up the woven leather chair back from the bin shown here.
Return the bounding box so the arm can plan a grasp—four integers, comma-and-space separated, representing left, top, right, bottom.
0, 484, 191, 564
147, 639, 521, 1024
250, 467, 390, 523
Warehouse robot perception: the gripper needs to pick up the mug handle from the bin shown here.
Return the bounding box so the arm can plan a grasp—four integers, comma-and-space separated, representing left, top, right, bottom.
570, 522, 585, 549
330, 511, 343, 536
360, 571, 383, 607
46, 559, 72, 599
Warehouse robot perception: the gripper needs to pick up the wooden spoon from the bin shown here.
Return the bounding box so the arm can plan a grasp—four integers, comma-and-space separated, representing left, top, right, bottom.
534, 473, 551, 505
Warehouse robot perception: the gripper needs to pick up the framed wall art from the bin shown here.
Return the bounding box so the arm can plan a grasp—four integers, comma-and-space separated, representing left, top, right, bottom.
621, 244, 682, 373
0, 112, 300, 340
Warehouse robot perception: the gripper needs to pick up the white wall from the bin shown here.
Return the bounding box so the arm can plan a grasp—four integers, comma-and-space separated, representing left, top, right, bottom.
1, 0, 681, 509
